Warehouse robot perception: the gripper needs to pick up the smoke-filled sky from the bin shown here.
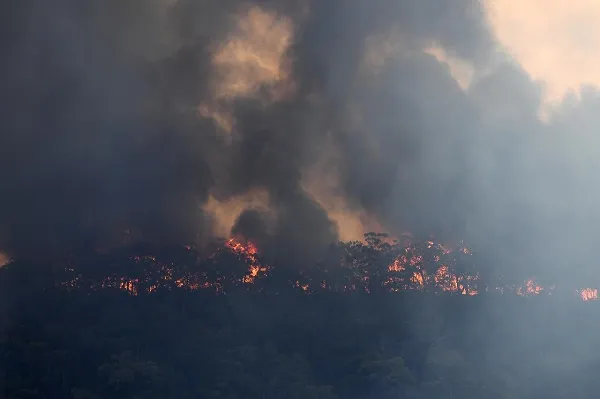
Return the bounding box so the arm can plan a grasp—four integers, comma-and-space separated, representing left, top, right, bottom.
1, 0, 600, 284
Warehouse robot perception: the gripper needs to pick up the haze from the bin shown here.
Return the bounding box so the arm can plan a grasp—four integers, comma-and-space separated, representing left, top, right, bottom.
0, 0, 599, 286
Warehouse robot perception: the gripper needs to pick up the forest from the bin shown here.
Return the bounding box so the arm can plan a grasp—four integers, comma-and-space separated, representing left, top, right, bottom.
4, 0, 600, 397
1, 233, 600, 399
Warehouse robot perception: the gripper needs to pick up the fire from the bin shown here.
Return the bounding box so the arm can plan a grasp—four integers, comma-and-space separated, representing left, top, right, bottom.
580, 288, 598, 301
388, 258, 405, 272
49, 235, 598, 301
225, 237, 259, 256
434, 265, 459, 292
517, 279, 544, 296
385, 240, 477, 296
295, 281, 310, 292
119, 279, 138, 296
225, 238, 269, 284
410, 272, 425, 289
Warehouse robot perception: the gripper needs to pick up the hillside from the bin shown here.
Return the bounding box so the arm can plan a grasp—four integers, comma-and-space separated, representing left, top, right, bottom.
1, 238, 600, 398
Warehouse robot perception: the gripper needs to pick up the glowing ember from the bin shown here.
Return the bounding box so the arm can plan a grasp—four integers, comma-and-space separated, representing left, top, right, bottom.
119, 279, 138, 296
410, 271, 425, 289
295, 281, 310, 292
434, 265, 459, 292
49, 236, 599, 301
386, 239, 479, 295
580, 288, 598, 301
225, 237, 259, 256
388, 258, 405, 272
517, 279, 544, 296
225, 238, 269, 284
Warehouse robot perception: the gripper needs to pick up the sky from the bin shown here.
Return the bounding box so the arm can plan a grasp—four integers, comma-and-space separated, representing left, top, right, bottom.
487, 0, 600, 110
424, 0, 600, 119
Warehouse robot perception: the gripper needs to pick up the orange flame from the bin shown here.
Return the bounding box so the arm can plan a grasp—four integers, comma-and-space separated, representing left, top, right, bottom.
225, 238, 269, 284
410, 272, 425, 289
119, 278, 139, 296
388, 258, 405, 272
52, 236, 598, 301
434, 265, 459, 292
386, 239, 479, 295
517, 279, 544, 296
295, 280, 310, 292
580, 288, 598, 301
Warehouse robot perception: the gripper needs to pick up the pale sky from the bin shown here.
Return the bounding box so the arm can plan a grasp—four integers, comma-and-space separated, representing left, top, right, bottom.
486, 0, 600, 105
365, 0, 600, 113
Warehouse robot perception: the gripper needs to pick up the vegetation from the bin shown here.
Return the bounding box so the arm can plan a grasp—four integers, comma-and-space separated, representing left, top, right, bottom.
1, 233, 600, 398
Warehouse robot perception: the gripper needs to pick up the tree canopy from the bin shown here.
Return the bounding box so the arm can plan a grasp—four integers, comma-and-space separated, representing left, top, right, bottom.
1, 233, 600, 398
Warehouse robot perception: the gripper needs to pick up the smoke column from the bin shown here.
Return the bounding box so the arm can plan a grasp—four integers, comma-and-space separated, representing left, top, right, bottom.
1, 0, 600, 286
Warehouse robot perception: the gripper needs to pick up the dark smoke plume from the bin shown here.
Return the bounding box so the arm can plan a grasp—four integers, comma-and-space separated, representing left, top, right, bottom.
2, 0, 600, 286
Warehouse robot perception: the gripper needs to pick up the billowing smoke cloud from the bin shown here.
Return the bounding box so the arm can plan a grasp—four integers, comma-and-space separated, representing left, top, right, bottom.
1, 0, 600, 285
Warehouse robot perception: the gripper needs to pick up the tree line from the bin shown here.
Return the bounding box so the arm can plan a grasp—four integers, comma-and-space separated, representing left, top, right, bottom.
1, 233, 600, 398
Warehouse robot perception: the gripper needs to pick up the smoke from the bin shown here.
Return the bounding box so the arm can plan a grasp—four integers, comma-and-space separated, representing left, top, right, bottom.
1, 0, 600, 285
